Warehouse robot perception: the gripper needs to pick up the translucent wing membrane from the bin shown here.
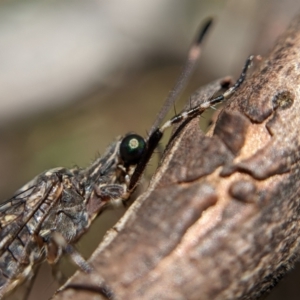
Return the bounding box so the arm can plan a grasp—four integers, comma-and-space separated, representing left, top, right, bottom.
0, 17, 255, 299
0, 185, 45, 228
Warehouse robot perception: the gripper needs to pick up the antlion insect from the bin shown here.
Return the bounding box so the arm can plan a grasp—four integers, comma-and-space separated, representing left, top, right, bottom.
0, 18, 254, 299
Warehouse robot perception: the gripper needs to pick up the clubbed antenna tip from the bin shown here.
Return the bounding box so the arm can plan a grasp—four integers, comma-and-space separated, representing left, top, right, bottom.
195, 17, 213, 45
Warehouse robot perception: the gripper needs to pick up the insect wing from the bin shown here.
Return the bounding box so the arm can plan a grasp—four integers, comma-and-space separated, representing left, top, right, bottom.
0, 177, 59, 254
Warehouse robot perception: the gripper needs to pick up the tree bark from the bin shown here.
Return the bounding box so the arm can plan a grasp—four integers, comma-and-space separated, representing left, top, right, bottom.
53, 14, 300, 300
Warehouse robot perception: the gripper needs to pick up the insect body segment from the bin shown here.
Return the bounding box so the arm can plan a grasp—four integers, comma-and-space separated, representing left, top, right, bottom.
0, 18, 255, 299
0, 134, 145, 297
0, 169, 68, 295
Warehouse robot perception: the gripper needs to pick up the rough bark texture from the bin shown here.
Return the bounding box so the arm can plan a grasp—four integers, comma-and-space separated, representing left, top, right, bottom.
53, 14, 300, 300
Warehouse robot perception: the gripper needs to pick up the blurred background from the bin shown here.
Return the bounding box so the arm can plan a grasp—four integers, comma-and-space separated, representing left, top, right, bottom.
1, 0, 300, 299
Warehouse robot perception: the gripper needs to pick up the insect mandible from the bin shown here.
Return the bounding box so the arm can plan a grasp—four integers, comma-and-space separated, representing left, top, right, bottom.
0, 18, 254, 299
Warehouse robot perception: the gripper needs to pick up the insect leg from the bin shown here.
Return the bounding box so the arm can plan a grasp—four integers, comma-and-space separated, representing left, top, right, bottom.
47, 232, 93, 273
62, 282, 115, 300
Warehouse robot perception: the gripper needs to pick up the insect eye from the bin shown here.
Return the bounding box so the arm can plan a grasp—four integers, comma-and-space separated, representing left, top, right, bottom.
120, 134, 146, 165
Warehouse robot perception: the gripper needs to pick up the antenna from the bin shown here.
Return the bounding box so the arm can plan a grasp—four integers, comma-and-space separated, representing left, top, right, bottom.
148, 18, 213, 137
129, 55, 254, 191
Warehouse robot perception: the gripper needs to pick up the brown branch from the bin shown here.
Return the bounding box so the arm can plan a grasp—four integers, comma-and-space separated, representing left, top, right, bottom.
53, 14, 300, 300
